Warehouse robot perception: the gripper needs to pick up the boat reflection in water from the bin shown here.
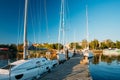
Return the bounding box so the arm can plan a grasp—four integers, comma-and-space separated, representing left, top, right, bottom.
80, 56, 89, 65
89, 53, 120, 80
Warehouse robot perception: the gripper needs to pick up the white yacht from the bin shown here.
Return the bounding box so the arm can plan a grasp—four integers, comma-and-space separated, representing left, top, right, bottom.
57, 49, 74, 61
0, 58, 58, 80
82, 49, 93, 58
57, 50, 66, 63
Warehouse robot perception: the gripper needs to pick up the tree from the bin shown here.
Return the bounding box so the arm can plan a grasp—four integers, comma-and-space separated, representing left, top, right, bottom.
100, 42, 107, 49
89, 39, 99, 50
9, 44, 17, 59
0, 44, 9, 48
69, 43, 74, 49
54, 43, 63, 50
81, 39, 88, 49
9, 44, 17, 51
105, 39, 113, 48
69, 42, 82, 49
111, 42, 116, 48
116, 41, 120, 49
17, 44, 23, 52
76, 43, 82, 49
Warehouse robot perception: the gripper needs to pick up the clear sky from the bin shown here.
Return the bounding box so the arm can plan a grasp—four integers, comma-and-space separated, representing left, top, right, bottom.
0, 0, 120, 44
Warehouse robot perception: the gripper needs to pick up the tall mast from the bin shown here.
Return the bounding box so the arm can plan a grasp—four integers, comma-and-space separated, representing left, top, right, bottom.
62, 0, 65, 50
74, 30, 76, 49
86, 5, 89, 49
58, 0, 65, 51
23, 0, 28, 59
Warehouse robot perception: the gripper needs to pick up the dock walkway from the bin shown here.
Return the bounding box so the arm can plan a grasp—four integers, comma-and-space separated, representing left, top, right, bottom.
40, 53, 92, 80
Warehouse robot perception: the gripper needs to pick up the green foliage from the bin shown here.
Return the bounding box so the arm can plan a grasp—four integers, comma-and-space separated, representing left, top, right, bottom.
81, 39, 88, 49
69, 42, 82, 49
100, 42, 107, 49
89, 39, 99, 49
105, 39, 113, 48
69, 43, 74, 49
0, 44, 9, 48
37, 43, 63, 50
17, 44, 23, 52
76, 43, 82, 49
9, 44, 17, 51
116, 41, 120, 49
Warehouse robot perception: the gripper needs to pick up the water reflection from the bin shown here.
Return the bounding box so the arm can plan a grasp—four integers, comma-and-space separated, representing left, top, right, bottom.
89, 53, 120, 80
80, 56, 89, 65
91, 54, 120, 65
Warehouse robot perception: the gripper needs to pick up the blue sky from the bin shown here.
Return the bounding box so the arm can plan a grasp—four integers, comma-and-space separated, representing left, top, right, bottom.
0, 0, 120, 44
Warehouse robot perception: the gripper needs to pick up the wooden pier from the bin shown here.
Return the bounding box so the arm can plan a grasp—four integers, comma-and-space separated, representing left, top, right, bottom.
39, 53, 92, 80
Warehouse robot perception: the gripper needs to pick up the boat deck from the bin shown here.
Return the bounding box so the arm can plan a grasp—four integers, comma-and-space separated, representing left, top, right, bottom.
40, 53, 92, 80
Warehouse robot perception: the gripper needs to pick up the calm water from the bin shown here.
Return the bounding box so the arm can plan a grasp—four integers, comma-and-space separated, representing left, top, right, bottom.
89, 54, 120, 80
0, 59, 16, 68
0, 60, 8, 68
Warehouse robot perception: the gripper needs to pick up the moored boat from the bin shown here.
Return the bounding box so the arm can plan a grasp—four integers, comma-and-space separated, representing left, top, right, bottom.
0, 58, 58, 80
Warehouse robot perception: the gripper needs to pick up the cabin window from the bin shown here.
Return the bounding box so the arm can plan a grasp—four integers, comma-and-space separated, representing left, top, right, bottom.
15, 74, 23, 79
42, 60, 45, 62
36, 61, 40, 64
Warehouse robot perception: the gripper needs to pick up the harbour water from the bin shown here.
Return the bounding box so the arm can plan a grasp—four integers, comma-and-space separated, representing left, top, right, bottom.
89, 54, 120, 80
0, 60, 8, 68
0, 59, 16, 68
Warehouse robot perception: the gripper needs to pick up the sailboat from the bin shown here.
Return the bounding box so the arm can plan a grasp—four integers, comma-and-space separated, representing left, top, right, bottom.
82, 5, 93, 58
57, 0, 67, 63
0, 0, 57, 80
57, 0, 73, 63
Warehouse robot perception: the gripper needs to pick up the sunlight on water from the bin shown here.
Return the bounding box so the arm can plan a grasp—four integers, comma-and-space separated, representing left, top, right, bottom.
89, 53, 120, 80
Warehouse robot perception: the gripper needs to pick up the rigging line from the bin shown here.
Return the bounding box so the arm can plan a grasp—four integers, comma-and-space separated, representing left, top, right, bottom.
18, 1, 24, 45
66, 0, 71, 43
29, 0, 37, 44
35, 0, 39, 43
44, 0, 50, 42
63, 0, 67, 45
17, 0, 21, 46
30, 1, 36, 44
31, 0, 38, 43
62, 0, 65, 49
33, 0, 37, 43
58, 0, 63, 51
86, 4, 89, 49
31, 0, 38, 53
63, 0, 66, 44
38, 0, 41, 43
38, 0, 42, 44
18, 0, 24, 44
74, 29, 76, 49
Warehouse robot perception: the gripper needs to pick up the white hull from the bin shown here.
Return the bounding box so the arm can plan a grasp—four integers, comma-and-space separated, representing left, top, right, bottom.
82, 49, 93, 58
57, 51, 74, 62
0, 58, 58, 80
103, 49, 120, 56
